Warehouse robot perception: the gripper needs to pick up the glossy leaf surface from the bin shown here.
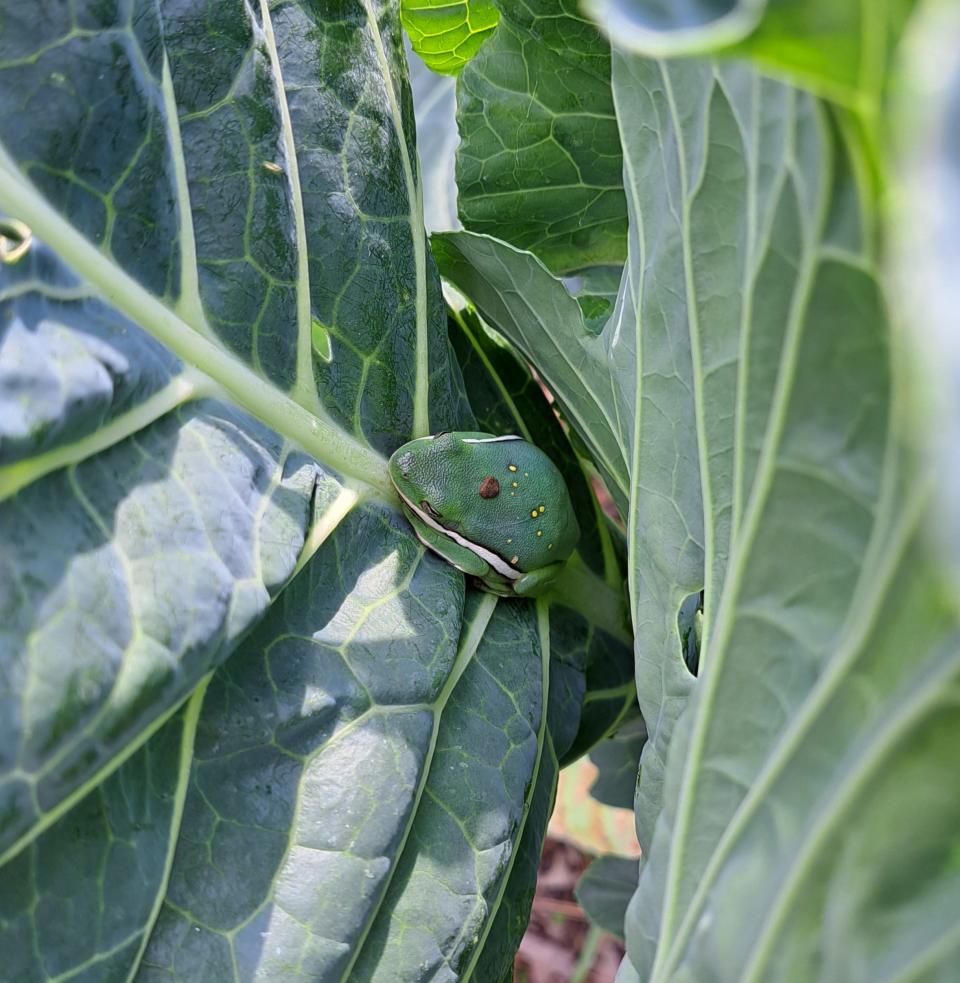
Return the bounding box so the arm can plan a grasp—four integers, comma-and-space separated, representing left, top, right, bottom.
0, 1, 625, 979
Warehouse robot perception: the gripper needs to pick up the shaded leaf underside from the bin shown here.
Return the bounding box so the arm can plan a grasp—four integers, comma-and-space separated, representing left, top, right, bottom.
401, 0, 500, 76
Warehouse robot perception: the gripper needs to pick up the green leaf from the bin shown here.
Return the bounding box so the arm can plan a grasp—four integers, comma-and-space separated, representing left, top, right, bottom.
140, 521, 473, 979
456, 0, 628, 273
401, 0, 500, 76
613, 41, 960, 983
0, 696, 202, 982
0, 0, 452, 864
576, 855, 639, 939
436, 54, 882, 854
438, 38, 960, 982
583, 0, 917, 115
588, 708, 646, 810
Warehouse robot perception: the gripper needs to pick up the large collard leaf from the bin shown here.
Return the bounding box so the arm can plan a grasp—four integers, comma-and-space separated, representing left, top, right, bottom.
456, 0, 628, 274
131, 316, 634, 980
437, 45, 960, 982
0, 0, 453, 861
609, 36, 960, 983
435, 53, 880, 852
584, 0, 917, 117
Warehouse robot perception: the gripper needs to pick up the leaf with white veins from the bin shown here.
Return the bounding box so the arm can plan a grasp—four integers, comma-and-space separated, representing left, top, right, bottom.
0, 2, 633, 978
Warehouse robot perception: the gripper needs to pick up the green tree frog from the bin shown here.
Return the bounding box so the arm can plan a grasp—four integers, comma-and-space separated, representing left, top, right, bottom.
388, 432, 580, 597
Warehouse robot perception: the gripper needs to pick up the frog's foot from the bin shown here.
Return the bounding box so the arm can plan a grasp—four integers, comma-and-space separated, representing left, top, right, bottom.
469, 575, 516, 598
512, 563, 565, 597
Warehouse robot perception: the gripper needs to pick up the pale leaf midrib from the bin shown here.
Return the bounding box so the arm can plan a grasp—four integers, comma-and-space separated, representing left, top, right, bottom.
362, 0, 431, 439
731, 71, 761, 543
646, 60, 719, 961
160, 54, 210, 339
125, 680, 210, 983
256, 0, 321, 415
340, 592, 499, 983
609, 52, 646, 620
462, 598, 551, 982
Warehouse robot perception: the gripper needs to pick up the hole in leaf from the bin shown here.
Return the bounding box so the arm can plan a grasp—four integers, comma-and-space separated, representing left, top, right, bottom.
678, 590, 704, 676
0, 218, 32, 264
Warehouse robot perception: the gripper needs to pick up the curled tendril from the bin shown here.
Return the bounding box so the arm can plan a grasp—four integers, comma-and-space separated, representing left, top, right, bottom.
0, 218, 32, 264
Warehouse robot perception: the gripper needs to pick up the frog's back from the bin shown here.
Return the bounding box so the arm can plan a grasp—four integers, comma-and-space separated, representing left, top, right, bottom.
448, 434, 579, 572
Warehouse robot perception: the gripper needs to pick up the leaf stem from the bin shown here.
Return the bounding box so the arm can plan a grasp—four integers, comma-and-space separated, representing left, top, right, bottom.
571, 924, 605, 983
550, 552, 632, 646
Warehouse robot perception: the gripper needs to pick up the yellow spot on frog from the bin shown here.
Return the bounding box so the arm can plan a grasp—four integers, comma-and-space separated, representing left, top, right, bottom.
510, 555, 519, 564
548, 543, 554, 550
508, 464, 518, 472
511, 481, 518, 488
530, 510, 538, 519
524, 472, 529, 477
263, 161, 283, 174
506, 538, 513, 544
536, 530, 543, 537
538, 505, 545, 513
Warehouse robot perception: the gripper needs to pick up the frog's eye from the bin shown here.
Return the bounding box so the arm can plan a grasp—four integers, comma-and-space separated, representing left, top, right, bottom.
420, 500, 443, 520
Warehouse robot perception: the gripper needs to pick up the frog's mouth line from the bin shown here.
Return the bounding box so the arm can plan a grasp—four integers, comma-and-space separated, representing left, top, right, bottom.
393, 487, 522, 580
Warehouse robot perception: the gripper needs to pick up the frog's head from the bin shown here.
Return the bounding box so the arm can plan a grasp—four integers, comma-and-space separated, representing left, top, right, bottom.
388, 432, 475, 531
